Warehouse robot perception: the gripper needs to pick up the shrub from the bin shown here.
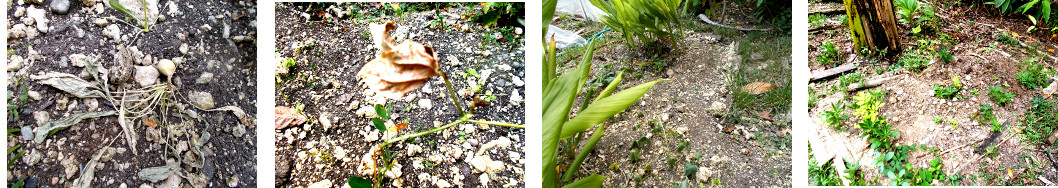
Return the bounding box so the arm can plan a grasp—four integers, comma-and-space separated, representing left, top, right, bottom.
590, 0, 682, 48
988, 85, 1015, 106
1016, 58, 1055, 90
817, 41, 842, 65
932, 76, 962, 99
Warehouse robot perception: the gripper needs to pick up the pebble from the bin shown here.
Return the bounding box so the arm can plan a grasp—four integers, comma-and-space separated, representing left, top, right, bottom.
134, 66, 160, 87
514, 27, 523, 35
103, 24, 121, 41
61, 156, 78, 179
512, 76, 524, 86
23, 149, 42, 165
26, 7, 49, 33
179, 43, 189, 54
8, 55, 24, 72
227, 175, 238, 187
33, 111, 50, 126
436, 179, 452, 188
21, 125, 33, 140
406, 144, 423, 156
14, 7, 25, 17
187, 91, 215, 109
8, 24, 28, 39
69, 54, 89, 67
418, 99, 433, 110
93, 18, 109, 27
50, 0, 71, 14
195, 72, 213, 84
232, 124, 245, 138
306, 179, 331, 188
319, 113, 334, 130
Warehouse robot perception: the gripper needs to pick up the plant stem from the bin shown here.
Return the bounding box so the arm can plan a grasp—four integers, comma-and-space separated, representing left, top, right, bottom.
466, 119, 525, 129
439, 69, 465, 116
381, 115, 469, 147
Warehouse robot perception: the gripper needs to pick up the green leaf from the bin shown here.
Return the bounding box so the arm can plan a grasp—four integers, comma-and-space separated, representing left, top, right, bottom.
561, 79, 666, 140
562, 123, 607, 181
543, 0, 557, 38
543, 40, 597, 188
347, 176, 372, 188
371, 118, 387, 132
562, 175, 606, 188
374, 104, 389, 120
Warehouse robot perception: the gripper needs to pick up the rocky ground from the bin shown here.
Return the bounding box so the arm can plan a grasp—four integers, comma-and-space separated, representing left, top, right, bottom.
550, 4, 792, 187
808, 2, 1058, 185
273, 3, 525, 188
7, 0, 258, 187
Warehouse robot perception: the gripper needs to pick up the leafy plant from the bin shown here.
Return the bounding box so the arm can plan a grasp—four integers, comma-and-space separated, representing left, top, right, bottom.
821, 102, 849, 129
543, 37, 666, 187
589, 0, 683, 48
817, 41, 842, 65
978, 104, 1002, 132
851, 89, 886, 121
859, 116, 899, 150
475, 2, 525, 27
894, 0, 935, 32
937, 48, 953, 63
989, 85, 1015, 106
932, 76, 962, 99
899, 52, 932, 72
108, 0, 152, 32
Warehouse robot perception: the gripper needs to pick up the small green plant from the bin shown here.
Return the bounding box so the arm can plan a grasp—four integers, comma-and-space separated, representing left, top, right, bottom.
989, 85, 1015, 106
894, 0, 935, 33
821, 102, 849, 129
108, 0, 153, 32
978, 104, 1002, 132
934, 116, 943, 124
1015, 57, 1055, 90
997, 33, 1020, 46
838, 15, 849, 26
589, 0, 682, 48
817, 41, 842, 65
938, 48, 953, 63
809, 13, 827, 28
932, 76, 962, 99
851, 89, 886, 121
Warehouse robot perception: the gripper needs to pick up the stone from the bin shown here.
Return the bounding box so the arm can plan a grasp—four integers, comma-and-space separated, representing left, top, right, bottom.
195, 72, 213, 84
514, 27, 523, 35
8, 55, 24, 72
232, 124, 245, 138
21, 126, 34, 140
319, 113, 333, 130
179, 43, 189, 54
226, 175, 238, 187
26, 7, 49, 33
103, 24, 121, 41
61, 156, 78, 179
33, 111, 50, 126
512, 76, 524, 87
306, 179, 331, 188
23, 149, 42, 166
69, 54, 89, 67
93, 18, 109, 27
134, 66, 160, 87
406, 144, 423, 156
51, 0, 71, 14
418, 99, 433, 109
187, 91, 215, 109
9, 24, 28, 39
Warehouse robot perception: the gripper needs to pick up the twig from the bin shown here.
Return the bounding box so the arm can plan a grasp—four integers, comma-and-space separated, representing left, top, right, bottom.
466, 119, 525, 129
955, 134, 1014, 173
439, 69, 465, 116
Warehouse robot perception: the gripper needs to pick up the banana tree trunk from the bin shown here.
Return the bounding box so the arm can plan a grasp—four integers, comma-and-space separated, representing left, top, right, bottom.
844, 0, 901, 54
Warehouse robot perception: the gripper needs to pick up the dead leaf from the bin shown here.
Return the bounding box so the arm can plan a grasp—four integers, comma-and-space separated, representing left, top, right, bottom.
34, 111, 116, 143
357, 22, 440, 99
1015, 128, 1024, 134
137, 162, 179, 183
207, 106, 255, 127
1027, 40, 1035, 43
1008, 169, 1014, 179
722, 124, 736, 133
1049, 49, 1055, 53
31, 72, 106, 98
144, 117, 158, 128
71, 146, 112, 188
743, 82, 776, 94
1013, 32, 1021, 38
391, 122, 408, 132
275, 106, 306, 130
760, 111, 773, 122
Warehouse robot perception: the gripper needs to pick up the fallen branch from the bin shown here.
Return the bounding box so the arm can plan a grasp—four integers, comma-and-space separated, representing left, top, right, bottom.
810, 63, 858, 82
955, 134, 1015, 173
698, 14, 772, 31
846, 76, 893, 92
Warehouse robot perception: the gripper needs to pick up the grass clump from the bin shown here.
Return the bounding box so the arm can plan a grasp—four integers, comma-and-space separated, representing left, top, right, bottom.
1015, 58, 1055, 90
1018, 97, 1058, 145
821, 102, 848, 129
809, 13, 827, 28
899, 52, 932, 72
977, 104, 1002, 132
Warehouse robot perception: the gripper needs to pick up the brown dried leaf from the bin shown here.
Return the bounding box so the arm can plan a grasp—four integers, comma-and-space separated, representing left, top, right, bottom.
207, 106, 255, 127
743, 82, 776, 95
760, 110, 772, 122
275, 106, 306, 130
144, 117, 158, 128
357, 22, 440, 99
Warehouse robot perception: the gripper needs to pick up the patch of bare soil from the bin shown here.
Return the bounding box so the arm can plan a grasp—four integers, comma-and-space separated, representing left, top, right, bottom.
7, 0, 258, 187
273, 3, 524, 188
808, 3, 1058, 186
552, 7, 791, 188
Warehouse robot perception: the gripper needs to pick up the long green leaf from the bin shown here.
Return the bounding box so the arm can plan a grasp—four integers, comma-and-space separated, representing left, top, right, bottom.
109, 0, 135, 17
562, 123, 606, 181
590, 72, 624, 105
563, 175, 606, 188
543, 40, 597, 188
347, 177, 372, 188
561, 79, 666, 140
543, 0, 557, 38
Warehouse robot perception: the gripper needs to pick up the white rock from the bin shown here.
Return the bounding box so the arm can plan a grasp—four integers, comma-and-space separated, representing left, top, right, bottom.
9, 24, 29, 39
134, 66, 160, 87
8, 55, 25, 72
179, 43, 189, 54
69, 54, 89, 67
435, 179, 452, 188
418, 99, 433, 109
406, 144, 423, 156
306, 179, 332, 188
33, 111, 50, 126
512, 76, 524, 87
195, 72, 213, 84
103, 24, 121, 41
187, 91, 215, 109
384, 163, 403, 179
14, 7, 25, 17
93, 18, 109, 27
26, 7, 49, 33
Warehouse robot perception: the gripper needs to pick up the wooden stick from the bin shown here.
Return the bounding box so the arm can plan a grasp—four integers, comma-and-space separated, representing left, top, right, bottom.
810, 63, 858, 82
846, 76, 893, 92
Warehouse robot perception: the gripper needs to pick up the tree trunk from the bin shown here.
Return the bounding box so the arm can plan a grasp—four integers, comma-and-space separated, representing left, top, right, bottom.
844, 0, 901, 54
